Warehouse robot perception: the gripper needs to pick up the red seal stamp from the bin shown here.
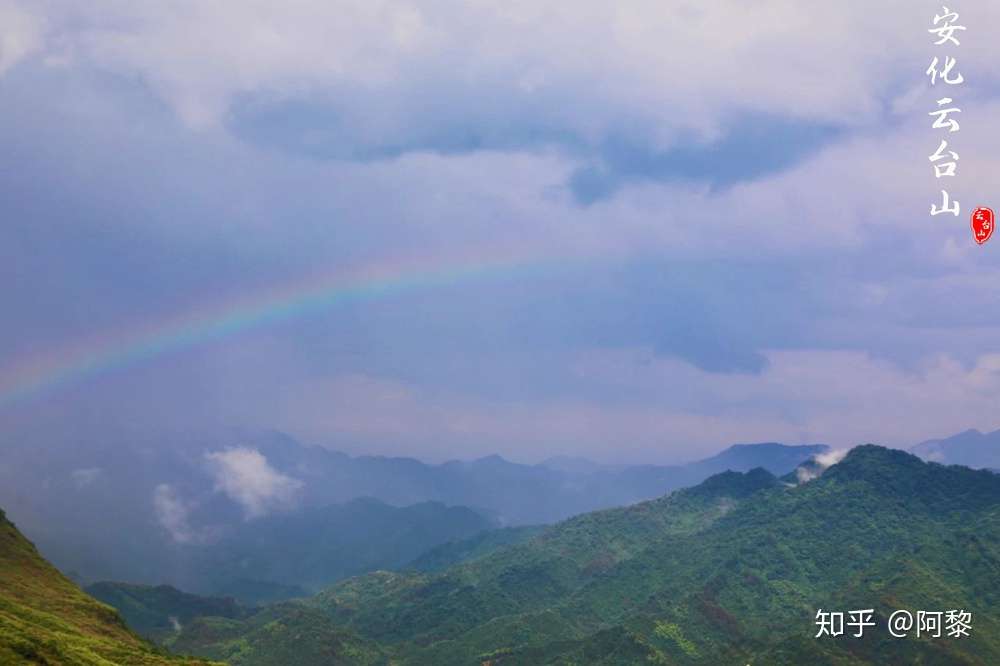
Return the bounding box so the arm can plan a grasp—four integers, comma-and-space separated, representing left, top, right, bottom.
972, 207, 994, 245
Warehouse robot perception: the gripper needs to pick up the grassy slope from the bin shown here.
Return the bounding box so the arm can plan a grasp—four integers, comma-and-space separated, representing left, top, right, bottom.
0, 508, 220, 666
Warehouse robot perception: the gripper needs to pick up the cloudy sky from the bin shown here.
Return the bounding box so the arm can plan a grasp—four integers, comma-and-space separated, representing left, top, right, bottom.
2, 1, 999, 463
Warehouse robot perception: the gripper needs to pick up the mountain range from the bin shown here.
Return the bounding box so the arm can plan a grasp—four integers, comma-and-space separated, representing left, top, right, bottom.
180, 498, 499, 602
12, 426, 1000, 664
247, 433, 831, 525
0, 430, 827, 596
81, 445, 1000, 665
911, 427, 1000, 470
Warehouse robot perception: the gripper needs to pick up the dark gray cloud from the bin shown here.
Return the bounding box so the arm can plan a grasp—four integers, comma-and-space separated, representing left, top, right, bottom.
569, 115, 842, 204
2, 2, 1000, 462
229, 93, 843, 206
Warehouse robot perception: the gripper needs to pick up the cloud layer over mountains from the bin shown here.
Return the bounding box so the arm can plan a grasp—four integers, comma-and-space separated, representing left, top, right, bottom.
2, 2, 1000, 462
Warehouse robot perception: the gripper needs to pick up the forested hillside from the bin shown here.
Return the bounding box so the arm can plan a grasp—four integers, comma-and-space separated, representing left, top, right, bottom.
158, 446, 1000, 665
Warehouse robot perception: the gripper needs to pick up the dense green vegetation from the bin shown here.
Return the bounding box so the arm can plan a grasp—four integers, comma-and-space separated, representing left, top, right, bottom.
86, 582, 247, 644
406, 525, 546, 573
0, 508, 220, 666
168, 603, 388, 666
156, 446, 1000, 665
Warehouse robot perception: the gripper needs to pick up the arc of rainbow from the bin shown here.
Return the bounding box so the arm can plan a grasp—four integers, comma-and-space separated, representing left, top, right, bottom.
0, 248, 561, 408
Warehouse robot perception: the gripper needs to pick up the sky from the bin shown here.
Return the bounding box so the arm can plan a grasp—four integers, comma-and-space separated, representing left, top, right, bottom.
2, 1, 1000, 464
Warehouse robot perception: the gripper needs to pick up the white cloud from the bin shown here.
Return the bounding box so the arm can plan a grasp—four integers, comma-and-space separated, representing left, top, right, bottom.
814, 449, 849, 468
204, 447, 302, 518
20, 2, 1000, 136
8, 3, 1000, 259
796, 448, 849, 483
0, 1, 44, 74
153, 483, 197, 543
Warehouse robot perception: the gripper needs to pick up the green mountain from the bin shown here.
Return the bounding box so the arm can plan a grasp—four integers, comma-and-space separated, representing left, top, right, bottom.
157, 446, 1000, 665
85, 582, 247, 644
308, 467, 784, 663
79, 583, 390, 666
0, 507, 220, 666
406, 525, 546, 573
189, 498, 498, 603
165, 465, 775, 663
168, 603, 388, 666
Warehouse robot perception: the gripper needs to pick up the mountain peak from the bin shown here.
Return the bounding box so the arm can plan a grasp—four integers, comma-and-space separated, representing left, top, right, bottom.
685, 466, 779, 500
467, 454, 520, 469
694, 442, 829, 472
821, 444, 925, 483
911, 427, 1000, 469
832, 443, 923, 469
820, 444, 1000, 511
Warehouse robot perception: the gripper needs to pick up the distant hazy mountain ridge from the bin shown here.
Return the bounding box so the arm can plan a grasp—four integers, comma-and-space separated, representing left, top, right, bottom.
154, 445, 1000, 665
911, 427, 1000, 469
188, 497, 497, 601
0, 430, 828, 597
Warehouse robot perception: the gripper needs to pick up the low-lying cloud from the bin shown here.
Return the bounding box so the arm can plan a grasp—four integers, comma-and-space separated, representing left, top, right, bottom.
0, 1, 43, 75
796, 448, 850, 484
204, 447, 302, 519
153, 483, 198, 544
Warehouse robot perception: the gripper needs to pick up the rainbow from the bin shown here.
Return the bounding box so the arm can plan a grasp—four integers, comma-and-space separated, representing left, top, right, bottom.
0, 247, 563, 408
